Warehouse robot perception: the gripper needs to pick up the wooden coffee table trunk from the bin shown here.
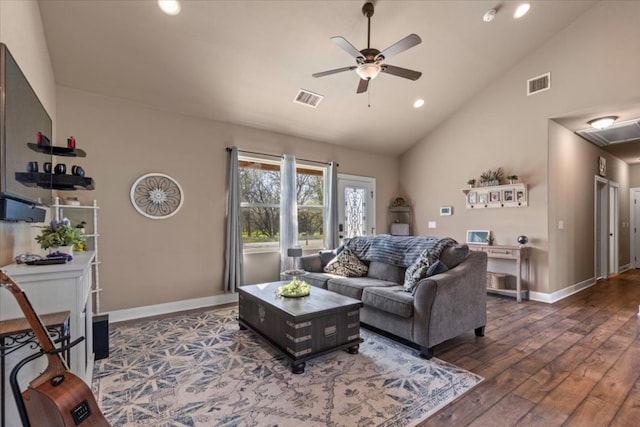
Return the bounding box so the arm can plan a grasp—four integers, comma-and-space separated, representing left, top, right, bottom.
238, 281, 363, 374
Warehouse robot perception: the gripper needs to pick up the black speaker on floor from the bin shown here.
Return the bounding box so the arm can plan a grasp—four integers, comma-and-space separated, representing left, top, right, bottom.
93, 314, 109, 360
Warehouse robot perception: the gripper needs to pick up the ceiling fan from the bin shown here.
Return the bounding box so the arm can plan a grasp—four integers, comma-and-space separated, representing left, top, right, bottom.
312, 2, 422, 94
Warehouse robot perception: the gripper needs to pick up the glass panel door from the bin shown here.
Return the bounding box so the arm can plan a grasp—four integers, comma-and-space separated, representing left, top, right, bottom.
337, 174, 375, 241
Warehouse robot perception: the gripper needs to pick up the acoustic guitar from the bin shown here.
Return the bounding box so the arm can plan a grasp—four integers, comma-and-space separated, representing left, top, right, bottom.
0, 270, 110, 426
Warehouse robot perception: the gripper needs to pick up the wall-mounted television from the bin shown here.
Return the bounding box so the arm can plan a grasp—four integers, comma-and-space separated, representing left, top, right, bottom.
0, 43, 50, 222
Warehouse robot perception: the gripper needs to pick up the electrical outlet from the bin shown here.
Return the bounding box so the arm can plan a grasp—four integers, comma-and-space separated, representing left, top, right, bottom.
428, 221, 437, 229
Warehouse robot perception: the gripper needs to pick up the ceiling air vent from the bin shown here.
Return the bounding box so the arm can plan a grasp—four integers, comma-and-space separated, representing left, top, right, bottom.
294, 89, 323, 108
576, 119, 640, 147
526, 72, 551, 96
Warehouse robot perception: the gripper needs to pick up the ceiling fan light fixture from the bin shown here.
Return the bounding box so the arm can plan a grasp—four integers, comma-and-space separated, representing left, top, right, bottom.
588, 116, 618, 130
356, 63, 381, 80
483, 9, 497, 23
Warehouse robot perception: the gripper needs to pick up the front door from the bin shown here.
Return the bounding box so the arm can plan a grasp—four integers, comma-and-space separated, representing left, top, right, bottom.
337, 174, 376, 241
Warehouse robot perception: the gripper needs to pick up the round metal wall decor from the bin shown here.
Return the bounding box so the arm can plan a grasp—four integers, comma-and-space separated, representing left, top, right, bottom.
130, 173, 184, 219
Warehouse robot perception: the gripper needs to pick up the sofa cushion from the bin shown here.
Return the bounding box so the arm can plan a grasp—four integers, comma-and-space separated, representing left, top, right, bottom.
440, 244, 469, 269
362, 286, 414, 318
324, 248, 368, 277
367, 261, 405, 283
301, 272, 341, 289
327, 277, 397, 300
427, 260, 449, 277
403, 248, 431, 293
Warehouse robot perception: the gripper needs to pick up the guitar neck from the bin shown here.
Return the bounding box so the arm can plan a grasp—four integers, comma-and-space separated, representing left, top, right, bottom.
0, 270, 67, 372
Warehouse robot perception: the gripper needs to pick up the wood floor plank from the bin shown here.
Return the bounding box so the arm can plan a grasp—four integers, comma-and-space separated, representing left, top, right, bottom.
467, 393, 535, 427
563, 395, 620, 426
422, 270, 640, 426
609, 380, 640, 426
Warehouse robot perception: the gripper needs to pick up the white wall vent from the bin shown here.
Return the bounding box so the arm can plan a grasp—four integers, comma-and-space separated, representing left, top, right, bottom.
526, 72, 551, 96
294, 89, 323, 108
576, 119, 640, 147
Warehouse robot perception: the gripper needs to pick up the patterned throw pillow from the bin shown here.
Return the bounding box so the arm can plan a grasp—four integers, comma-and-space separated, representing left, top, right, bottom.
324, 248, 368, 277
403, 248, 431, 292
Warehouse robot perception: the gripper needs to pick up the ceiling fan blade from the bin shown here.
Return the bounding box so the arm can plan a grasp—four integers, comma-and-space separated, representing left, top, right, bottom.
331, 36, 364, 60
376, 34, 422, 61
312, 66, 357, 78
356, 78, 369, 94
381, 65, 422, 81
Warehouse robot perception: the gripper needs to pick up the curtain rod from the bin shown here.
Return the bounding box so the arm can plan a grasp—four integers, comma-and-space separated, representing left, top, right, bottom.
226, 147, 337, 167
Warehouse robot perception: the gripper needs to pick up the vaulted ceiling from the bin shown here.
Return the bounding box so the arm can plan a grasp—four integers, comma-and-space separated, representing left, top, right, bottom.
38, 0, 598, 156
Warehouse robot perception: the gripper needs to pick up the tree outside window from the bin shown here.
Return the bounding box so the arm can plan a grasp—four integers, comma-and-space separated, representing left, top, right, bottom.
239, 158, 325, 251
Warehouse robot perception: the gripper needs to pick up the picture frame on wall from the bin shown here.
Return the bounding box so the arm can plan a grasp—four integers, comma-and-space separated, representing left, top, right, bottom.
599, 156, 607, 176
516, 190, 526, 203
504, 189, 514, 202
468, 192, 477, 204
490, 191, 500, 202
478, 193, 488, 204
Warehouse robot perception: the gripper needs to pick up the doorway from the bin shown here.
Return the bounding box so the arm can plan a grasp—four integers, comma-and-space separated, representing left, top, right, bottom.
630, 188, 640, 268
594, 176, 619, 279
337, 174, 376, 241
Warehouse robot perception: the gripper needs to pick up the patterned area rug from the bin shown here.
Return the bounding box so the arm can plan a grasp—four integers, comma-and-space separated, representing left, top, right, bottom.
93, 307, 482, 426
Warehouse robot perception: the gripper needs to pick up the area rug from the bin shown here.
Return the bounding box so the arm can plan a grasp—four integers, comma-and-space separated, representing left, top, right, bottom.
93, 307, 482, 427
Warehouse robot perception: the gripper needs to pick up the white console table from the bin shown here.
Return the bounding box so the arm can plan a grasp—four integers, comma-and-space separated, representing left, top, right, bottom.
0, 252, 95, 424
468, 244, 529, 302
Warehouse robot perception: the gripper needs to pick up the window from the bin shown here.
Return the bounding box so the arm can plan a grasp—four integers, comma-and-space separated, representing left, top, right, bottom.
239, 157, 325, 252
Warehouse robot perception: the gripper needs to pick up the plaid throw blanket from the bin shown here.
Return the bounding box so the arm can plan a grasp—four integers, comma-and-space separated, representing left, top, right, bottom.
344, 235, 458, 268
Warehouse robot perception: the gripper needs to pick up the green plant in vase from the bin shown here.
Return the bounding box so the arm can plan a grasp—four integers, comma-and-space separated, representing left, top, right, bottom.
35, 218, 85, 251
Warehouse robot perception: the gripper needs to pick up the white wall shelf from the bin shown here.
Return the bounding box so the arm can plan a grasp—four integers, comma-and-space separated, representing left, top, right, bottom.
463, 183, 528, 209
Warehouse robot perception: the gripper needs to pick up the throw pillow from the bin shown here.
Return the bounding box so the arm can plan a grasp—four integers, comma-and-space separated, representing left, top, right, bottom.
324, 248, 368, 277
319, 250, 337, 269
403, 248, 431, 292
426, 260, 449, 277
440, 244, 469, 269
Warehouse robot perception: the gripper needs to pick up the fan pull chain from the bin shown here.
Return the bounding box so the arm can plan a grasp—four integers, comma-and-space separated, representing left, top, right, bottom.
368, 86, 372, 108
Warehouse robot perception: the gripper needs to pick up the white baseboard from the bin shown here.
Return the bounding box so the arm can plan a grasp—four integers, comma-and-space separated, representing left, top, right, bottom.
619, 264, 631, 273
107, 293, 239, 323
529, 276, 597, 304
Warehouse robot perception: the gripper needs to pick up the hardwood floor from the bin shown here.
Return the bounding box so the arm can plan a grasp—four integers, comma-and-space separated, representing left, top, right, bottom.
422, 270, 640, 427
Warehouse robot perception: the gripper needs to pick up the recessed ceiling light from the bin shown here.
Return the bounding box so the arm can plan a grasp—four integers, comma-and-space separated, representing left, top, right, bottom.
413, 99, 425, 108
514, 3, 531, 19
158, 0, 181, 16
588, 116, 618, 130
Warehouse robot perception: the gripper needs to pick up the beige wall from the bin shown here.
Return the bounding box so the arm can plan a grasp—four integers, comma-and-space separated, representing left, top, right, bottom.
629, 164, 640, 188
0, 0, 56, 266
399, 1, 640, 296
548, 121, 629, 293
55, 86, 399, 312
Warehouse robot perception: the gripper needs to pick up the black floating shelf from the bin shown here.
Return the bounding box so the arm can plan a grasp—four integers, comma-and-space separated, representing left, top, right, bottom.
15, 172, 95, 191
27, 142, 87, 158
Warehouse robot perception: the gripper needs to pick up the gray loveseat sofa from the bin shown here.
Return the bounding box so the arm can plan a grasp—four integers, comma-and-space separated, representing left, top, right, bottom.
299, 235, 488, 358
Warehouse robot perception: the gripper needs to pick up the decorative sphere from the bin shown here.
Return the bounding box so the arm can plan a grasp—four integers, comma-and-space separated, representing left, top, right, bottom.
517, 235, 528, 245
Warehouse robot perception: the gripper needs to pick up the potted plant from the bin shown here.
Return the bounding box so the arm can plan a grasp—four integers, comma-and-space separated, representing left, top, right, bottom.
507, 174, 519, 184
467, 179, 476, 188
35, 218, 85, 255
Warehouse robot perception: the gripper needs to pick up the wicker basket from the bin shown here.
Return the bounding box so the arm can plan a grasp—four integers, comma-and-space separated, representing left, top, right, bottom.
487, 272, 506, 289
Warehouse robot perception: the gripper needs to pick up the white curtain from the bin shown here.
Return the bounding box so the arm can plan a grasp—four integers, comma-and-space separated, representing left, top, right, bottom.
324, 162, 339, 249
280, 154, 298, 272
224, 147, 243, 291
